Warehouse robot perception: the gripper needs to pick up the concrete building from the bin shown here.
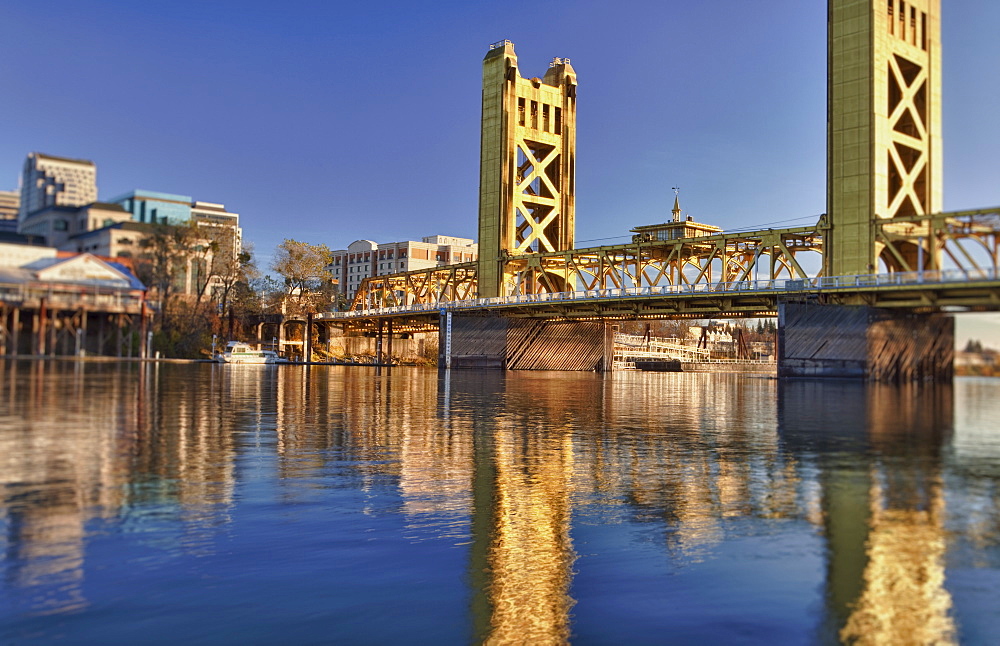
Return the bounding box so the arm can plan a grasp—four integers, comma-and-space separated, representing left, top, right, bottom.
63, 220, 151, 259
331, 235, 478, 301
18, 202, 132, 249
18, 153, 97, 222
190, 200, 242, 256
0, 190, 19, 233
63, 220, 223, 298
109, 192, 242, 256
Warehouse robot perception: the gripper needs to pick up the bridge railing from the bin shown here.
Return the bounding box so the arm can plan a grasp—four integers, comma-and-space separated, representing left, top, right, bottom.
322, 267, 998, 319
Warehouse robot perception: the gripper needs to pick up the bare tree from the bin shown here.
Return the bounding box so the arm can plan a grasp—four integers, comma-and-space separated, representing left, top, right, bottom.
271, 239, 334, 313
135, 222, 198, 325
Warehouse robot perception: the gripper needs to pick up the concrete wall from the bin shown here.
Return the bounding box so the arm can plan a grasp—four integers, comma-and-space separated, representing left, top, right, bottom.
442, 314, 608, 371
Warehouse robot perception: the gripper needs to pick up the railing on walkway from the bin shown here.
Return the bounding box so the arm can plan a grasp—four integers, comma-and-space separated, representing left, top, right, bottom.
614, 333, 711, 362
0, 284, 146, 311
320, 267, 1000, 320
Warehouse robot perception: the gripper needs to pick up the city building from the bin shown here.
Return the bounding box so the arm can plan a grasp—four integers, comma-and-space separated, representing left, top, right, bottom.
190, 200, 242, 256
18, 202, 132, 248
18, 153, 97, 222
63, 220, 152, 258
330, 235, 478, 301
109, 192, 242, 257
0, 190, 19, 233
108, 189, 192, 225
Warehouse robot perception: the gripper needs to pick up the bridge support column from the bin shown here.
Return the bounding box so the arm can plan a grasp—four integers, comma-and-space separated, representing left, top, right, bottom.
386, 321, 394, 365
777, 302, 953, 381
10, 307, 20, 355
440, 314, 610, 371
305, 313, 314, 362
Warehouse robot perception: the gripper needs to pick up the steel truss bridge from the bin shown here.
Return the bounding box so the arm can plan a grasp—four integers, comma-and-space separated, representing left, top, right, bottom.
322, 208, 1000, 332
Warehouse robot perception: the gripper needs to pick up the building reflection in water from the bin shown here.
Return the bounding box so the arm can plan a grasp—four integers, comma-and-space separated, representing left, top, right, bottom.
2, 359, 997, 641
0, 361, 238, 616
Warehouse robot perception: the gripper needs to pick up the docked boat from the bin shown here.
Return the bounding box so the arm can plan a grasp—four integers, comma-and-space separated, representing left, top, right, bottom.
218, 341, 282, 364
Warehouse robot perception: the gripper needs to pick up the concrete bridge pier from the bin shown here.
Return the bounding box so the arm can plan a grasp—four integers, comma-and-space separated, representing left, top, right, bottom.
439, 313, 613, 371
777, 301, 954, 381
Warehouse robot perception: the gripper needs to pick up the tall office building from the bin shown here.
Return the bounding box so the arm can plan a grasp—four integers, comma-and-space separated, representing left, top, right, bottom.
109, 189, 193, 224
18, 153, 97, 221
0, 190, 19, 233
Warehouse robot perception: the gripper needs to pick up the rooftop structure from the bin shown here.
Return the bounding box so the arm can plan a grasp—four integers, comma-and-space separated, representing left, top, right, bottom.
630, 194, 722, 242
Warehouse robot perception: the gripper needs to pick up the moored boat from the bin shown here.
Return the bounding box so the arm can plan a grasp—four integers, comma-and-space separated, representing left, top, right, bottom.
218, 341, 283, 364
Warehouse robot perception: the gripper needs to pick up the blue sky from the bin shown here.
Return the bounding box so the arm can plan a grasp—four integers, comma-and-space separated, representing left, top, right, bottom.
3, 0, 998, 344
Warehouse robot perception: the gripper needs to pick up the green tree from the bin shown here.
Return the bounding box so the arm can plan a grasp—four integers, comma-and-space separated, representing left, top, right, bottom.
271, 239, 335, 314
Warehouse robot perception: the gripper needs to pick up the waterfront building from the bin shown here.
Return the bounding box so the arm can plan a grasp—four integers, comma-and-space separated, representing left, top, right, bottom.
0, 190, 19, 233
0, 241, 57, 268
0, 243, 147, 356
18, 153, 97, 222
330, 235, 478, 301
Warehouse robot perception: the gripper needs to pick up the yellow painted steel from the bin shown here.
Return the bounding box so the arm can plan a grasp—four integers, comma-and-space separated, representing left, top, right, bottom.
478, 41, 577, 298
827, 0, 942, 276
344, 3, 1000, 323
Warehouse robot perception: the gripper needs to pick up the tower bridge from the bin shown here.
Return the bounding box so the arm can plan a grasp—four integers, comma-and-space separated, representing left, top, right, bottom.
320, 0, 999, 379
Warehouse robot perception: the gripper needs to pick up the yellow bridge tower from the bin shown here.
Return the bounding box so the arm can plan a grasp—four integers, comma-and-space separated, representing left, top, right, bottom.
827, 0, 942, 276
478, 41, 578, 298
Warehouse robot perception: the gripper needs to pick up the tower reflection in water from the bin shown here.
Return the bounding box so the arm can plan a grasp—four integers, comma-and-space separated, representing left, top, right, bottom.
778, 380, 957, 644
1, 360, 997, 642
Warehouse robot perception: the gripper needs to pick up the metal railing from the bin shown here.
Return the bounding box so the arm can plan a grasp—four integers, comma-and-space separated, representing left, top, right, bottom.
320, 267, 1000, 320
0, 284, 145, 310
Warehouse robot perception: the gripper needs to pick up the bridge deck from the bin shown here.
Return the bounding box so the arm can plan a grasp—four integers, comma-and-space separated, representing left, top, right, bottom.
321, 268, 1000, 332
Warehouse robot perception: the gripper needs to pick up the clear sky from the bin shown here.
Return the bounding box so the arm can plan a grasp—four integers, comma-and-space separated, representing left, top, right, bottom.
3, 1, 999, 345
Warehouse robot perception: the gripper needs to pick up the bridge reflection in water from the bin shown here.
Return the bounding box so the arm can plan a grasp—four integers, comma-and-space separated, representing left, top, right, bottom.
1, 362, 997, 642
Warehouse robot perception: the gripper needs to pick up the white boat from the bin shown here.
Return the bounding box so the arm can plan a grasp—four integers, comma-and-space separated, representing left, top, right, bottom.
218, 341, 283, 364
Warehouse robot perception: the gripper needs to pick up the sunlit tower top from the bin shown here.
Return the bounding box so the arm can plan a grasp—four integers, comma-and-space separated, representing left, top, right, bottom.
827, 0, 942, 276
478, 40, 577, 298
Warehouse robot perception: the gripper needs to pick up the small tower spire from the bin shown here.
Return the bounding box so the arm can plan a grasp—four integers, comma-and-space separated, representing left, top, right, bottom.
671, 187, 681, 222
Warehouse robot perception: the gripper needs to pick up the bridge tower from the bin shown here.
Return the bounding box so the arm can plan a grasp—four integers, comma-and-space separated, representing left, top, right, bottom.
826, 0, 941, 276
478, 41, 577, 298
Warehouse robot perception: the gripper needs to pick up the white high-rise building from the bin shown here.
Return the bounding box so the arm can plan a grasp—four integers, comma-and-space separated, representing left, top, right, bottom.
18, 153, 97, 222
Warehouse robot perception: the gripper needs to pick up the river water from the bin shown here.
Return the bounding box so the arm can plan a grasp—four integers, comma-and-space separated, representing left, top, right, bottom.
0, 360, 998, 644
